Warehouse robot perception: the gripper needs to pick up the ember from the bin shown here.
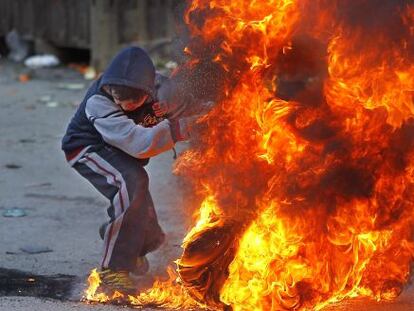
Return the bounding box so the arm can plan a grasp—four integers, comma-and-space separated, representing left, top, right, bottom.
85, 0, 414, 310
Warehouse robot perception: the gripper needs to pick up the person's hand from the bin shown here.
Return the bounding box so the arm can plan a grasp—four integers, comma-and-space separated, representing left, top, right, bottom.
169, 115, 200, 142
153, 100, 188, 119
152, 101, 169, 117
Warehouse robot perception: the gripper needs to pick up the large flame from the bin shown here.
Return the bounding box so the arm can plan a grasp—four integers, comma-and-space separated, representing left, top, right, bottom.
85, 0, 414, 310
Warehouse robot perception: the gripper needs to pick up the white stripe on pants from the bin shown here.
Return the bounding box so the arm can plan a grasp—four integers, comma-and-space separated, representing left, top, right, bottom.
78, 151, 130, 268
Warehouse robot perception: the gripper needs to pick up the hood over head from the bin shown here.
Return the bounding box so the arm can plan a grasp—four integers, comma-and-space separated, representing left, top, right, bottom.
99, 46, 156, 100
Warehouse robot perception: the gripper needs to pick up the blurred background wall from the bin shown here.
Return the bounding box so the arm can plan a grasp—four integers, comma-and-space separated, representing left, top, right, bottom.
0, 0, 185, 70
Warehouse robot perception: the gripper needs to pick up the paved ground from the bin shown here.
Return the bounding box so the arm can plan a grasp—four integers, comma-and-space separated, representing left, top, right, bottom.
0, 60, 190, 310
0, 59, 413, 310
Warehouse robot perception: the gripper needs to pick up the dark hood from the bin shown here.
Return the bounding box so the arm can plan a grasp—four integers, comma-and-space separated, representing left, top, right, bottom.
99, 46, 156, 100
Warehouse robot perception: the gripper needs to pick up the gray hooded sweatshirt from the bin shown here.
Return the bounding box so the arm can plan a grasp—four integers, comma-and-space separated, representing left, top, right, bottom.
61, 47, 174, 164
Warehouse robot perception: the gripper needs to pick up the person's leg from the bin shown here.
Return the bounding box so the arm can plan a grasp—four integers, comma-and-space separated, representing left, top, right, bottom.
140, 190, 165, 256
73, 162, 118, 218
104, 165, 151, 270
76, 145, 165, 271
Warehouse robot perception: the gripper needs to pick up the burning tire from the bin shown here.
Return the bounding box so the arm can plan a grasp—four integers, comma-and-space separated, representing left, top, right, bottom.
177, 222, 241, 309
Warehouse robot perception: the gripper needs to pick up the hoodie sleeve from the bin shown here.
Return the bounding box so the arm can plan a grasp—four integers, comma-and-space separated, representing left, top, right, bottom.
85, 95, 175, 158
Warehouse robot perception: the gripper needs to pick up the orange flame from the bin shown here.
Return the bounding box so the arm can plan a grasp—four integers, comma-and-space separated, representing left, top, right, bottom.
84, 267, 204, 309
84, 269, 124, 303
85, 1, 414, 310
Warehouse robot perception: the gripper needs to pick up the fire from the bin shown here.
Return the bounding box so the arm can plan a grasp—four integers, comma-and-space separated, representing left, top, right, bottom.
85, 266, 203, 308
85, 0, 414, 310
84, 269, 124, 303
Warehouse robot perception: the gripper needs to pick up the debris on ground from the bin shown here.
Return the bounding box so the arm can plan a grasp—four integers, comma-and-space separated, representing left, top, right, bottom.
67, 63, 89, 74
24, 54, 60, 69
37, 95, 76, 108
4, 164, 22, 169
56, 83, 85, 90
19, 246, 53, 255
0, 268, 77, 301
18, 73, 31, 83
45, 101, 60, 108
19, 138, 36, 144
83, 67, 97, 80
36, 95, 60, 107
68, 64, 97, 80
2, 208, 27, 218
37, 95, 52, 103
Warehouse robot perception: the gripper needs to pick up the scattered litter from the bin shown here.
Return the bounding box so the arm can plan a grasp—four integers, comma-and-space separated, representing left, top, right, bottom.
18, 73, 31, 83
19, 246, 53, 254
46, 101, 59, 108
37, 95, 52, 103
5, 30, 30, 62
19, 138, 36, 144
68, 63, 97, 80
24, 54, 60, 69
84, 67, 97, 80
2, 208, 27, 217
68, 63, 89, 74
4, 164, 21, 169
38, 96, 62, 108
5, 251, 19, 255
57, 83, 85, 90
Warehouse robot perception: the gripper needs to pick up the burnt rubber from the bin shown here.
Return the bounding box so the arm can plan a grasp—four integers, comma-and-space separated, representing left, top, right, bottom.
0, 268, 77, 301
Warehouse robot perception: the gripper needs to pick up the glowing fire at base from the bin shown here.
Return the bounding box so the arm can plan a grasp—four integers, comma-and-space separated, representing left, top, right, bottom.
85, 0, 414, 310
85, 266, 203, 309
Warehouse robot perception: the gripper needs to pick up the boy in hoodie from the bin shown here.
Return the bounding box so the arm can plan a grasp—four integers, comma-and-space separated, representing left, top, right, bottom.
62, 47, 188, 294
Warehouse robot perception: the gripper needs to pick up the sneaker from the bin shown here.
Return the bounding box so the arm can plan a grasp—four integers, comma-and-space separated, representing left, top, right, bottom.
130, 256, 150, 278
97, 269, 137, 296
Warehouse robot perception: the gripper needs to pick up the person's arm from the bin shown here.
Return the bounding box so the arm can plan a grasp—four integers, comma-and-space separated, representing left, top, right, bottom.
85, 95, 175, 159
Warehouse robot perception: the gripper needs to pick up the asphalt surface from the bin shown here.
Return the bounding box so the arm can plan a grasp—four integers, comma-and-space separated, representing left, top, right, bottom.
0, 60, 190, 310
0, 59, 413, 310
